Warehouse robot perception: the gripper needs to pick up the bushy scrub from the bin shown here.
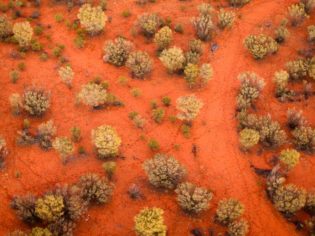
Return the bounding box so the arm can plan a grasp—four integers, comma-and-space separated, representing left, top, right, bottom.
272, 184, 306, 214
184, 63, 213, 88
37, 120, 57, 150
52, 137, 74, 162
218, 9, 235, 29
35, 195, 64, 222
308, 25, 315, 42
175, 182, 213, 214
134, 207, 167, 236
227, 219, 249, 236
236, 72, 265, 111
239, 128, 260, 150
91, 125, 121, 159
103, 37, 134, 66
126, 51, 153, 79
192, 3, 215, 41
238, 113, 287, 148
302, 0, 315, 13
159, 47, 186, 73
286, 108, 306, 130
58, 65, 74, 88
215, 198, 245, 225
13, 21, 33, 48
137, 13, 162, 37
275, 19, 289, 43
285, 58, 309, 80
22, 88, 50, 116
0, 137, 8, 168
176, 95, 203, 123
228, 0, 251, 7
0, 15, 12, 39
154, 26, 173, 51
279, 149, 300, 170
77, 82, 108, 108
244, 34, 278, 59
10, 194, 38, 225
29, 227, 52, 236
77, 4, 107, 35
292, 126, 315, 152
273, 70, 292, 100
288, 3, 308, 26
77, 173, 114, 204
143, 153, 186, 190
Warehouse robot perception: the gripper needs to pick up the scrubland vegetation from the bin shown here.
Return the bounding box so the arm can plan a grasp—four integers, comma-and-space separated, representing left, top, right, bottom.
0, 0, 315, 235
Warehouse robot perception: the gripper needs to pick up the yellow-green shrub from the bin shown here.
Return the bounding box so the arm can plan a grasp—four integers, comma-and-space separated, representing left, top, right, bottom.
159, 47, 185, 73
91, 125, 121, 159
126, 51, 153, 79
176, 94, 203, 123
134, 207, 167, 236
239, 128, 260, 150
35, 195, 64, 222
244, 34, 278, 59
13, 21, 33, 48
279, 149, 300, 170
154, 26, 172, 51
216, 198, 245, 225
77, 4, 107, 35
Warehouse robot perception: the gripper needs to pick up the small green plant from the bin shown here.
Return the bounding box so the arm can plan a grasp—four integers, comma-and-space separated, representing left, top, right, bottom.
147, 139, 160, 151
34, 25, 43, 36
122, 10, 131, 18
151, 108, 165, 124
10, 70, 20, 83
102, 161, 116, 179
54, 13, 64, 23
174, 24, 184, 34
161, 96, 171, 106
71, 126, 81, 142
181, 124, 191, 138
131, 88, 142, 98
52, 44, 65, 58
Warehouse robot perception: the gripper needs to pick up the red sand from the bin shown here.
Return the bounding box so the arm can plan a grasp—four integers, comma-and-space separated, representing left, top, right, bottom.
0, 0, 314, 235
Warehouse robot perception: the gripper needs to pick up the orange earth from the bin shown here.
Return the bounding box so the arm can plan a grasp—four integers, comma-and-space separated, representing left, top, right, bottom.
0, 0, 314, 235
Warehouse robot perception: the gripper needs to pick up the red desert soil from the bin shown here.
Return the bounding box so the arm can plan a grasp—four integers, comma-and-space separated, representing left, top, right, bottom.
0, 0, 314, 235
